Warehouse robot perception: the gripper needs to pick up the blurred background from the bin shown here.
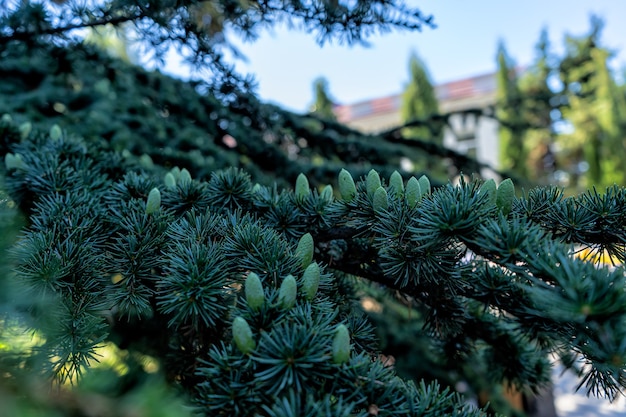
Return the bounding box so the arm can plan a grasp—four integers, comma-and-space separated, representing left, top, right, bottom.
210, 0, 626, 113
158, 0, 626, 194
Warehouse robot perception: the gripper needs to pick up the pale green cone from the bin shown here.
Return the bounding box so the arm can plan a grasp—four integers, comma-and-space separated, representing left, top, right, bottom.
496, 178, 515, 215
245, 272, 265, 310
232, 317, 256, 354
295, 233, 314, 269
389, 171, 404, 198
405, 177, 422, 208
295, 173, 310, 201
366, 169, 381, 197
302, 262, 320, 301
278, 275, 297, 309
338, 169, 356, 202
145, 187, 161, 214
332, 324, 351, 364
372, 187, 388, 212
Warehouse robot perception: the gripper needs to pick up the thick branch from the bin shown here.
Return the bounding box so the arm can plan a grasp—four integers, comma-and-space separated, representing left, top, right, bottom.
0, 12, 145, 44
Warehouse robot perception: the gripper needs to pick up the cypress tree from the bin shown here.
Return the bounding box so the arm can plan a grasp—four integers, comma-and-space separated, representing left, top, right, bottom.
400, 52, 446, 176
496, 41, 528, 178
310, 77, 337, 121
400, 52, 442, 143
517, 28, 557, 184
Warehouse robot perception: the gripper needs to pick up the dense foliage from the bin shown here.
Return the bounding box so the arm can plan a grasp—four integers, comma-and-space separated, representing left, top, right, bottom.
3, 111, 626, 415
1, 116, 493, 416
0, 39, 496, 190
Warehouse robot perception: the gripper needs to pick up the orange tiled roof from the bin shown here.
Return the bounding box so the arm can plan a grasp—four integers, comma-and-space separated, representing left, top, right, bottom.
334, 71, 497, 123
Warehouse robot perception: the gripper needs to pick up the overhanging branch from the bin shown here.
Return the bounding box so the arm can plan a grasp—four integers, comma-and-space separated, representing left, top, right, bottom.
0, 12, 145, 45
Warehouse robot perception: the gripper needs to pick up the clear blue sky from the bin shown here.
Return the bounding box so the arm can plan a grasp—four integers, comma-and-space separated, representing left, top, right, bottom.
166, 1, 626, 113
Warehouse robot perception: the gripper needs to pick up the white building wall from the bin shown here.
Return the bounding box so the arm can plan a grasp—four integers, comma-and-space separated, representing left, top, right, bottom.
475, 117, 500, 178
334, 72, 502, 178
442, 112, 500, 179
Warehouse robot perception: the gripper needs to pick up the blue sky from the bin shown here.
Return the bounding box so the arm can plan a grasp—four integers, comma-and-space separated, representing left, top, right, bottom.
165, 1, 626, 113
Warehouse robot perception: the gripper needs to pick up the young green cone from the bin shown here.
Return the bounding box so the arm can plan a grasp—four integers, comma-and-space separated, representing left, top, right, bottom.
164, 172, 177, 190
49, 124, 62, 141
139, 154, 154, 169
295, 233, 314, 269
4, 153, 27, 171
295, 173, 310, 201
389, 171, 404, 198
405, 177, 422, 208
19, 122, 32, 140
372, 187, 388, 212
302, 262, 320, 301
366, 169, 381, 197
479, 178, 497, 206
278, 275, 297, 309
418, 175, 431, 196
145, 187, 161, 214
332, 324, 351, 364
179, 168, 192, 185
232, 317, 256, 354
320, 184, 334, 200
496, 178, 515, 215
170, 167, 181, 180
338, 169, 356, 202
245, 272, 265, 310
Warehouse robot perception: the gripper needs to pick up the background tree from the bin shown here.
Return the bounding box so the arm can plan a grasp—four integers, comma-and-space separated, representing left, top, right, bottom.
494, 17, 626, 191
310, 76, 337, 121
496, 41, 528, 178
400, 52, 447, 176
557, 16, 626, 189
400, 52, 442, 143
516, 28, 558, 184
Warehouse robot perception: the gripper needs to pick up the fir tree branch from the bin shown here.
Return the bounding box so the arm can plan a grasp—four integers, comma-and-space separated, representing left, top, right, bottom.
0, 12, 146, 44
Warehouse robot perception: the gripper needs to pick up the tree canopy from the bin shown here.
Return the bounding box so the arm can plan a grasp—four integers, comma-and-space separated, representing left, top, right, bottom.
0, 0, 435, 92
496, 41, 527, 178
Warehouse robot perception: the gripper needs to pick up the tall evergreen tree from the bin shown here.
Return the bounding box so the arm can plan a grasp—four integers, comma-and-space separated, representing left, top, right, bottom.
495, 20, 626, 189
496, 41, 528, 178
310, 77, 336, 121
517, 28, 557, 184
558, 15, 626, 188
400, 52, 442, 143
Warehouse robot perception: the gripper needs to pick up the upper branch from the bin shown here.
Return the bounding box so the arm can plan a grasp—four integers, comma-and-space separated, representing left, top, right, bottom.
0, 12, 144, 44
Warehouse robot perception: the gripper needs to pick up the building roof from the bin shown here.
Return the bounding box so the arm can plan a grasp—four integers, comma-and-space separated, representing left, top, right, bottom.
334, 71, 497, 124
